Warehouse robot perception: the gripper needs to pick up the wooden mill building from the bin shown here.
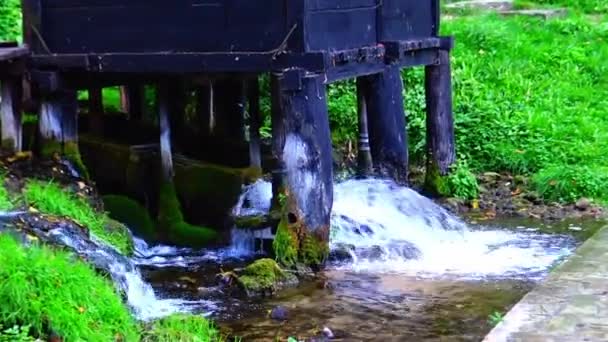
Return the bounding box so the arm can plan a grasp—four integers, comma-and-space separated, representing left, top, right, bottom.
0, 0, 455, 264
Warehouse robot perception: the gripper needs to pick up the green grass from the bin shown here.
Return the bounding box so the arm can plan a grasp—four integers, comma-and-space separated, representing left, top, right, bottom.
0, 234, 140, 341
23, 180, 133, 255
0, 0, 21, 42
0, 176, 13, 211
142, 314, 225, 342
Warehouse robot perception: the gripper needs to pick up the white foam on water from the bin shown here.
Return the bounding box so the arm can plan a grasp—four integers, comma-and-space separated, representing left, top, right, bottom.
330, 179, 575, 279
232, 178, 575, 280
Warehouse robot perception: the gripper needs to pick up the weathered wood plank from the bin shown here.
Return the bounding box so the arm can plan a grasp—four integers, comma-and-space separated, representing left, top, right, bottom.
0, 77, 23, 152
424, 50, 456, 192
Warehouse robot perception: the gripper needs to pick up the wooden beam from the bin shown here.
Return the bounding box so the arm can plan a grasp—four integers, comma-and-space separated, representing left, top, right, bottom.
0, 77, 23, 152
364, 66, 409, 184
424, 50, 456, 192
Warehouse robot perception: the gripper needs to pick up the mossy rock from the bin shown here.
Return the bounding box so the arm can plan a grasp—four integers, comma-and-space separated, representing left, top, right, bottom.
102, 194, 156, 242
158, 182, 218, 248
103, 219, 135, 256
237, 258, 298, 297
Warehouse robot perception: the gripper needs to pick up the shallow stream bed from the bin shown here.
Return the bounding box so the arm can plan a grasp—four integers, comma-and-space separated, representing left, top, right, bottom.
134, 179, 606, 341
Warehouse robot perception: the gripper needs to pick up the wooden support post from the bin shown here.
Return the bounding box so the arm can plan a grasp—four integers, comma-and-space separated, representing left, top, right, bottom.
214, 78, 246, 141
424, 50, 456, 194
247, 78, 262, 168
119, 86, 129, 114
125, 85, 145, 121
167, 81, 186, 149
195, 84, 212, 136
270, 74, 286, 212
38, 89, 88, 178
157, 84, 174, 182
156, 82, 218, 246
0, 77, 23, 152
88, 86, 104, 135
364, 65, 409, 184
356, 77, 373, 177
273, 71, 333, 268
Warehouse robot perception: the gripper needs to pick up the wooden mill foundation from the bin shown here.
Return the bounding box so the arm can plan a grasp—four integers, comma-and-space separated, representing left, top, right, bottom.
0, 0, 456, 266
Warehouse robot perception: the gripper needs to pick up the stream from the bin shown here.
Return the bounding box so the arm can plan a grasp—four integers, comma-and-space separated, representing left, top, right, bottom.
15, 178, 605, 341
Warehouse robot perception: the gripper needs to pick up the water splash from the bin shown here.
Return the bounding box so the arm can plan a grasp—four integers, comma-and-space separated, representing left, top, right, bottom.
234, 178, 576, 280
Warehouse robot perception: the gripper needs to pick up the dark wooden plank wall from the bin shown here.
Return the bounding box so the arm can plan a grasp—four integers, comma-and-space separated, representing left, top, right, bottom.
378, 0, 436, 42
36, 0, 288, 54
304, 0, 378, 52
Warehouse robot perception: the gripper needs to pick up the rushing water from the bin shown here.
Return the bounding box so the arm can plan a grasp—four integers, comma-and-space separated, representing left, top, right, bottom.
14, 178, 593, 340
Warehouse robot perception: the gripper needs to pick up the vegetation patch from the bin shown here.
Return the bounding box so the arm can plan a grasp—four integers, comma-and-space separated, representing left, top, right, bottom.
24, 180, 134, 255
272, 219, 298, 267
142, 313, 223, 342
237, 258, 295, 296
0, 176, 13, 211
0, 234, 140, 341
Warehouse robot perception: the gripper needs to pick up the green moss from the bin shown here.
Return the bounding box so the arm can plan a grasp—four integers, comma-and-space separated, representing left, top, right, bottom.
63, 141, 89, 179
142, 313, 224, 342
158, 182, 218, 247
1, 138, 17, 152
0, 234, 140, 341
301, 234, 330, 266
24, 180, 134, 255
238, 258, 288, 293
174, 162, 261, 222
39, 139, 62, 159
273, 219, 298, 267
424, 162, 451, 197
103, 194, 157, 242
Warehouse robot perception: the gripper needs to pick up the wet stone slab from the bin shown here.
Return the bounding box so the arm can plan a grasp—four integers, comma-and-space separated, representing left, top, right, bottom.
484, 225, 608, 342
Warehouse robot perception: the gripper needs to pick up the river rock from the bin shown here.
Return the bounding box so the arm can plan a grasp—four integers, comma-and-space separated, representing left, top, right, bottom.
575, 198, 591, 211
329, 243, 355, 263
270, 305, 289, 321
233, 258, 299, 298
445, 0, 513, 11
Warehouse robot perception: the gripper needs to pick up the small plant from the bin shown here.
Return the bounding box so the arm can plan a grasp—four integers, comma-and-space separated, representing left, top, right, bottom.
0, 324, 34, 342
24, 180, 133, 255
488, 311, 504, 326
446, 160, 480, 201
0, 175, 13, 211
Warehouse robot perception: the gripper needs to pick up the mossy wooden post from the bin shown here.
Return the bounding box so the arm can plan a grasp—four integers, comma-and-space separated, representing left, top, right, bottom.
195, 83, 212, 136
156, 82, 218, 246
356, 77, 373, 177
0, 76, 23, 152
39, 89, 88, 177
214, 78, 246, 142
88, 86, 104, 136
247, 77, 262, 168
364, 66, 409, 184
424, 50, 455, 194
272, 70, 333, 268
